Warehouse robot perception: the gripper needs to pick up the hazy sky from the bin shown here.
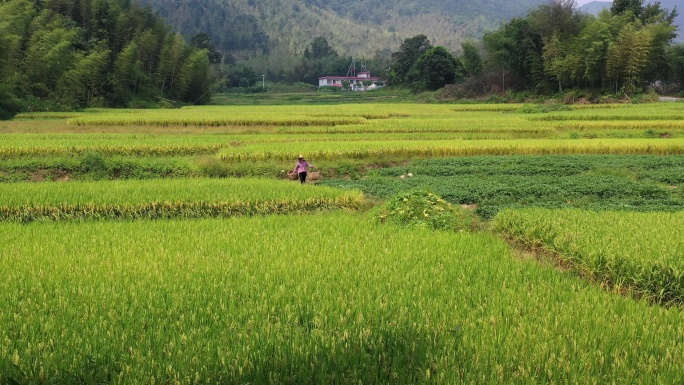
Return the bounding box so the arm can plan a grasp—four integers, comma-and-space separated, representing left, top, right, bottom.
575, 0, 612, 6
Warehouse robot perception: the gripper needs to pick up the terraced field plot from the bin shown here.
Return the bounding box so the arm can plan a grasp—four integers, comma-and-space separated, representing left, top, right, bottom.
493, 209, 684, 304
1, 102, 684, 383
2, 215, 684, 383
0, 178, 362, 222
321, 155, 684, 218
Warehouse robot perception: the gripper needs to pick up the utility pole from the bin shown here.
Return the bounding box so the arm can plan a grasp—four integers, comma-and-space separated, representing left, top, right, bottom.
261, 74, 265, 90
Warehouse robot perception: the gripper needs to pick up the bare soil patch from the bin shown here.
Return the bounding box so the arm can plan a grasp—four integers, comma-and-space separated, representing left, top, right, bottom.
54, 169, 71, 181
29, 170, 47, 182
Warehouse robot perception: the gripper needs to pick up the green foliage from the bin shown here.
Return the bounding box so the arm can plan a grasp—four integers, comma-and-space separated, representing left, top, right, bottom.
0, 178, 363, 222
493, 208, 684, 305
190, 32, 223, 67
480, 0, 679, 95
460, 41, 484, 78
138, 0, 270, 55
2, 213, 684, 382
611, 0, 644, 18
668, 44, 684, 90
78, 152, 108, 179
408, 46, 463, 91
377, 190, 480, 232
391, 35, 433, 84
606, 22, 654, 95
0, 0, 212, 110
323, 155, 684, 219
305, 37, 338, 60
139, 0, 548, 63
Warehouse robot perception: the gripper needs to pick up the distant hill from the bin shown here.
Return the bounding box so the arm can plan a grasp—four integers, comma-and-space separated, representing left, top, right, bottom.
579, 1, 682, 41
136, 0, 549, 57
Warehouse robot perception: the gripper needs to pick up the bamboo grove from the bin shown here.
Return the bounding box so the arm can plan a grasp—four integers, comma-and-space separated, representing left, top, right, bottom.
0, 0, 214, 118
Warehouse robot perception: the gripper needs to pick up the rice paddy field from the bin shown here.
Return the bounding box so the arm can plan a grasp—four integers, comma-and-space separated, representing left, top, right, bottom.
1, 101, 684, 383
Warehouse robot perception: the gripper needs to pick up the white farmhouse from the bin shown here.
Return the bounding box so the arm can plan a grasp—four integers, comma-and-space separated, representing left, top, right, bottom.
318, 71, 381, 91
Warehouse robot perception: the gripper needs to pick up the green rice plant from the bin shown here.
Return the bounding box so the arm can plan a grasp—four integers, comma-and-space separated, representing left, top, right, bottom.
0, 178, 363, 221
492, 208, 684, 305
276, 117, 553, 134
1, 214, 683, 383
14, 111, 86, 119
219, 139, 684, 162
556, 121, 684, 131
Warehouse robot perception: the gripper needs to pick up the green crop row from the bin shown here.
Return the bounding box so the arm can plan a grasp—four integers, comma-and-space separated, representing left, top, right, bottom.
0, 178, 362, 221
368, 155, 684, 182
321, 155, 684, 218
534, 114, 684, 121
1, 214, 683, 383
276, 118, 554, 134
13, 102, 682, 130
219, 139, 684, 162
6, 134, 684, 160
492, 208, 684, 305
0, 197, 361, 222
68, 115, 367, 127
556, 121, 684, 131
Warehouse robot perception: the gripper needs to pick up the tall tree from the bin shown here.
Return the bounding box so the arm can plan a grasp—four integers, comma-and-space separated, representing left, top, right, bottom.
191, 32, 223, 68
668, 44, 684, 90
391, 35, 432, 84
57, 48, 110, 106
460, 41, 484, 78
611, 0, 644, 18
408, 46, 463, 90
113, 41, 145, 102
178, 49, 212, 103
606, 22, 653, 94
529, 0, 583, 42
543, 33, 573, 92
157, 33, 188, 99
483, 18, 545, 90
23, 15, 79, 98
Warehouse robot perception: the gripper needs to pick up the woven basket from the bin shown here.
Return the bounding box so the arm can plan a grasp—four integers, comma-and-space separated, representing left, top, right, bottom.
309, 171, 321, 181
287, 171, 298, 180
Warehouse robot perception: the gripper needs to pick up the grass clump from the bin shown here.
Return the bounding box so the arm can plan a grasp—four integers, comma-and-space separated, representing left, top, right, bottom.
376, 190, 480, 232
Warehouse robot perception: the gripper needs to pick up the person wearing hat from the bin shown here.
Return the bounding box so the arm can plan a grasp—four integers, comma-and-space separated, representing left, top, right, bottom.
292, 155, 315, 184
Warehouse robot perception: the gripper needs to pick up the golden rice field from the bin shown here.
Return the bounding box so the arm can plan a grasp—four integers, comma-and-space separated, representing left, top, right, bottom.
2, 102, 684, 161
1, 102, 684, 383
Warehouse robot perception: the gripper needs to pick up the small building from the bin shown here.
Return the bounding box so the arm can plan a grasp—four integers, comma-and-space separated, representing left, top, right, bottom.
318, 71, 381, 91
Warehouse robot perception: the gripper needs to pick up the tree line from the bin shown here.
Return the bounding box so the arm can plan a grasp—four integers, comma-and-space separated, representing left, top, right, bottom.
231, 0, 683, 98
0, 0, 214, 119
388, 0, 683, 96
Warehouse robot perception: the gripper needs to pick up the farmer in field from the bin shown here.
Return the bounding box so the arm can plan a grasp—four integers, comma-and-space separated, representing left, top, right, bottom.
293, 155, 315, 184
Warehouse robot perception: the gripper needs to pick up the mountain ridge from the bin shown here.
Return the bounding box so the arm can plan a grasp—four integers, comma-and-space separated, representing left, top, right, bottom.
136, 0, 549, 57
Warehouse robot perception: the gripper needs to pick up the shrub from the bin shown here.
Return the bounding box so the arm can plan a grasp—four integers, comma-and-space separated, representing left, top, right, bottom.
376, 190, 480, 232
196, 156, 230, 178
78, 153, 108, 179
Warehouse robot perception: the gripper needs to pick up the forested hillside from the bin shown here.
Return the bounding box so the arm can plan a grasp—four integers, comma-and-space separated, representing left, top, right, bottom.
0, 0, 213, 118
136, 0, 548, 58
